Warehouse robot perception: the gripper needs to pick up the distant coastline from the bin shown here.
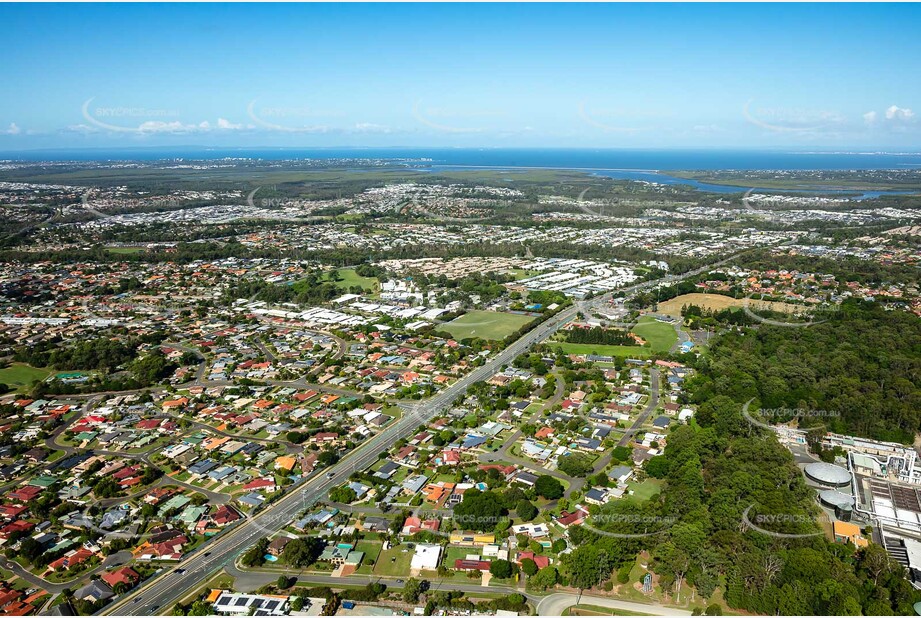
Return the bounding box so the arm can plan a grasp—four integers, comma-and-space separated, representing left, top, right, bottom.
3, 147, 921, 171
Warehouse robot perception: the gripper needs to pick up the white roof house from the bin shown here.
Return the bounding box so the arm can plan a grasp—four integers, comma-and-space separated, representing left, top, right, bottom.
410, 543, 442, 571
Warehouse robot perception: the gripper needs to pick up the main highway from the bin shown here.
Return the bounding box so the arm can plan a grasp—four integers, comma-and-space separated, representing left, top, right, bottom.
101, 248, 757, 615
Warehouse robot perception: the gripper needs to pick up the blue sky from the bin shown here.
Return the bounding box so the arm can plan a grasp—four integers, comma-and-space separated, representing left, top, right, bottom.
1, 3, 920, 151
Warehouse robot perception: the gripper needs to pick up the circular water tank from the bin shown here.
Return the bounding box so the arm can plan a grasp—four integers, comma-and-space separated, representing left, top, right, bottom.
804, 462, 851, 487
818, 489, 854, 509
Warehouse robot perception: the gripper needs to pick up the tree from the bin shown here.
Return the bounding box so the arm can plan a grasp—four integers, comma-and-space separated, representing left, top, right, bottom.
329, 486, 357, 504
186, 601, 214, 616
489, 559, 516, 579
645, 455, 669, 478
534, 475, 564, 499
402, 578, 424, 603
452, 490, 508, 532
516, 499, 538, 522
521, 558, 538, 576
282, 537, 323, 568
565, 545, 615, 590
529, 566, 559, 591
318, 449, 340, 467
242, 538, 268, 567
557, 453, 594, 477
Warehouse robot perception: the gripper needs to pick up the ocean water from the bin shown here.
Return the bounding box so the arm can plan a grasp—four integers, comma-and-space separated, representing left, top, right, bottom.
4, 147, 921, 171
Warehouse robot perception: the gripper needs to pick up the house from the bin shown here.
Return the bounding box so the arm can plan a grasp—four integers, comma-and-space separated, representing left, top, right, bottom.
585, 488, 609, 506
274, 456, 296, 472
402, 516, 440, 536
410, 544, 442, 571
374, 461, 400, 480
209, 590, 291, 616
48, 547, 94, 571
513, 471, 539, 487
440, 449, 461, 466
461, 434, 488, 449
608, 465, 633, 484
211, 505, 241, 527
833, 521, 869, 548
454, 559, 491, 571
267, 536, 291, 557
161, 397, 189, 410
318, 543, 357, 566
450, 531, 495, 546
74, 580, 113, 603
361, 516, 390, 532
100, 566, 141, 590
243, 478, 276, 492
517, 551, 550, 569
8, 485, 43, 502
512, 523, 549, 538
556, 507, 589, 528
402, 475, 428, 496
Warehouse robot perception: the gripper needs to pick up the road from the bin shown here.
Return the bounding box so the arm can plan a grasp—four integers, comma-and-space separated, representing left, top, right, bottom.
617, 369, 660, 448
224, 564, 692, 616
537, 593, 692, 616
0, 550, 133, 596
101, 248, 758, 615
225, 564, 692, 617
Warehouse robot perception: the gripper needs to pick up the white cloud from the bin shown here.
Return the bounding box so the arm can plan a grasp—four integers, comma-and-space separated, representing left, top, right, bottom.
63, 124, 99, 134
353, 122, 391, 134
136, 120, 199, 133
691, 124, 725, 134
217, 118, 245, 130
2, 122, 22, 135
885, 105, 914, 121
863, 111, 877, 125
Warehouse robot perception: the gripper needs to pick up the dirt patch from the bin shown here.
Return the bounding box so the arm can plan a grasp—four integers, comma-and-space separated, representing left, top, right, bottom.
657, 293, 804, 318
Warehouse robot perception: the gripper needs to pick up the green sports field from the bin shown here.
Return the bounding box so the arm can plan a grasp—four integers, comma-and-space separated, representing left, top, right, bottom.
442, 310, 535, 341
0, 363, 52, 392
321, 268, 378, 291
631, 316, 678, 353
555, 343, 653, 358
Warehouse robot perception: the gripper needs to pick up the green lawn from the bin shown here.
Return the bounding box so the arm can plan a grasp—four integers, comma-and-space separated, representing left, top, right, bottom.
625, 479, 663, 502
554, 343, 653, 358
354, 540, 383, 574
443, 546, 474, 566
373, 546, 414, 576
321, 268, 378, 291
630, 317, 677, 353
106, 246, 145, 254
442, 310, 535, 341
0, 363, 52, 391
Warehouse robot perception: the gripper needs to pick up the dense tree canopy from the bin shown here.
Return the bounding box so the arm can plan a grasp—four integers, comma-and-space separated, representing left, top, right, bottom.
686, 300, 921, 443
